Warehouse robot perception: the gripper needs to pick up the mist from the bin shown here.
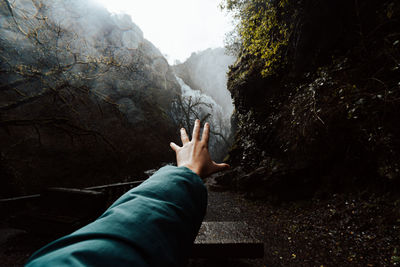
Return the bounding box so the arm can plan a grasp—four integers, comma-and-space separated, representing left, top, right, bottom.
174, 48, 235, 115
173, 48, 236, 160
0, 0, 235, 196
91, 0, 234, 64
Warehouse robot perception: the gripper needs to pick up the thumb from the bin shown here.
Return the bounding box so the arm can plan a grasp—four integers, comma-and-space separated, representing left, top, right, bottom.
212, 162, 230, 172
170, 142, 180, 152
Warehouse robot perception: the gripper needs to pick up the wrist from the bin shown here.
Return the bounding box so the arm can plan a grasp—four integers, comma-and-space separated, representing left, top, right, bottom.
181, 164, 201, 178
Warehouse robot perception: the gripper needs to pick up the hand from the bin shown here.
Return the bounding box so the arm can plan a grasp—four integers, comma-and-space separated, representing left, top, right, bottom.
170, 119, 230, 178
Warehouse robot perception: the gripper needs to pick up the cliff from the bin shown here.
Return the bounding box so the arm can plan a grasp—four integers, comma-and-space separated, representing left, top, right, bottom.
173, 48, 235, 115
0, 0, 181, 197
222, 0, 400, 200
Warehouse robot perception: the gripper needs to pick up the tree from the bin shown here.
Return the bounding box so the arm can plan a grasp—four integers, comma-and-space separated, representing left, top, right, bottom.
171, 93, 230, 160
220, 0, 296, 76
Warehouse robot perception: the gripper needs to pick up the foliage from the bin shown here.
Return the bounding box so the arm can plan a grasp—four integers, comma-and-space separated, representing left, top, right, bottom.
223, 27, 242, 57
0, 0, 180, 196
0, 0, 147, 114
221, 0, 295, 76
225, 0, 400, 197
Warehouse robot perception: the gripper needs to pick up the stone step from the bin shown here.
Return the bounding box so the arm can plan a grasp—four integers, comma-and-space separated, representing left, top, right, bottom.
192, 221, 264, 259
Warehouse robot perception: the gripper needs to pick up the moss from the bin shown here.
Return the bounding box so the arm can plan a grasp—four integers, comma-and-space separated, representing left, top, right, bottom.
222, 0, 296, 77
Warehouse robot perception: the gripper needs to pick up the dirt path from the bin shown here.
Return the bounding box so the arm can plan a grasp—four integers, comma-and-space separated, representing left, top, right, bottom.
1, 186, 398, 266
188, 187, 270, 266
197, 185, 400, 266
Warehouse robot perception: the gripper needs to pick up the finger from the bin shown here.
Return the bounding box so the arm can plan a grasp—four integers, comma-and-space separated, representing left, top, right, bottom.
180, 128, 189, 145
202, 122, 210, 145
170, 142, 180, 152
212, 162, 230, 173
192, 119, 200, 141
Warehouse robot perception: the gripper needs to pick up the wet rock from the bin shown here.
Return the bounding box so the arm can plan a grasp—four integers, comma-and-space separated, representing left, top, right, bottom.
193, 221, 264, 259
236, 167, 269, 191
216, 167, 244, 186
231, 165, 320, 201
207, 167, 245, 192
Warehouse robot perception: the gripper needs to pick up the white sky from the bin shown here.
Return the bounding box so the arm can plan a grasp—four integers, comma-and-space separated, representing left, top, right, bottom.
92, 0, 233, 64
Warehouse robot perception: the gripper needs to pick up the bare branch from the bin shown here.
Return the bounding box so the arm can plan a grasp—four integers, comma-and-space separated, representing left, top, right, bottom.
0, 89, 52, 112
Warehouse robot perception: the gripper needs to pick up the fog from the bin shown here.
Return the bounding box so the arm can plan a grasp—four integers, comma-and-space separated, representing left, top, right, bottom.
1, 0, 179, 121
1, 0, 235, 165
173, 76, 231, 159
174, 48, 235, 115
91, 0, 234, 64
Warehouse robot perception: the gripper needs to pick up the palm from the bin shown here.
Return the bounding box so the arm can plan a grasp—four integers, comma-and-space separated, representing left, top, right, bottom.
170, 120, 229, 178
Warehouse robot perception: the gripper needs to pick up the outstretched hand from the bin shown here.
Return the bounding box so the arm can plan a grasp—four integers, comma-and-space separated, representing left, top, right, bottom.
170, 119, 230, 178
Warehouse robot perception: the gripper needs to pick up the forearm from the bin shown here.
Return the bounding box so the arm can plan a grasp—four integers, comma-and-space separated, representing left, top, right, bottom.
26, 165, 208, 267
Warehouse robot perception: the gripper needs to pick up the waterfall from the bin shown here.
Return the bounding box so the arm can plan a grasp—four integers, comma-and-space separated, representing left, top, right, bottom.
174, 76, 232, 160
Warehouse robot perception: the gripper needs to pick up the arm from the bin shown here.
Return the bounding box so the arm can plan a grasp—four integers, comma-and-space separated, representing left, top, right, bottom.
26, 119, 229, 267
26, 166, 207, 267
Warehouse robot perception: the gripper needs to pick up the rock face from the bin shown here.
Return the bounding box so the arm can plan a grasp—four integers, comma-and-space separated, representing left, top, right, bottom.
225, 0, 400, 199
0, 0, 181, 197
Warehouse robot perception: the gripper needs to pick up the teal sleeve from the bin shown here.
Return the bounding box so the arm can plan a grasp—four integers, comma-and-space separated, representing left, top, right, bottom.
25, 165, 208, 267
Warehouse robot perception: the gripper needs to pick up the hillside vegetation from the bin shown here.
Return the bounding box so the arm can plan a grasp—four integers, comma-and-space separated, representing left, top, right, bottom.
221, 0, 400, 199
209, 1, 400, 264
0, 0, 181, 197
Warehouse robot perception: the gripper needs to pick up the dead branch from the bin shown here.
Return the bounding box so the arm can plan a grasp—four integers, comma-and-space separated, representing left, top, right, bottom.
0, 117, 118, 153
0, 89, 52, 112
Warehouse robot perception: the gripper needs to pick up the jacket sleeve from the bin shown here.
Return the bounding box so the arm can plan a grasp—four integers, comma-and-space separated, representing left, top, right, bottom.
25, 165, 208, 267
